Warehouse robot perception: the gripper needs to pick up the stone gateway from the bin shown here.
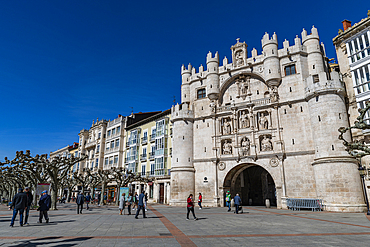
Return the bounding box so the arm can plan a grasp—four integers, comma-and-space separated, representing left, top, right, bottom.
170, 26, 366, 212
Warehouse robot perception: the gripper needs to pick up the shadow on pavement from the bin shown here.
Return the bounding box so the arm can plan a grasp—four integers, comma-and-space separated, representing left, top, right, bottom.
7, 236, 93, 247
28, 220, 76, 226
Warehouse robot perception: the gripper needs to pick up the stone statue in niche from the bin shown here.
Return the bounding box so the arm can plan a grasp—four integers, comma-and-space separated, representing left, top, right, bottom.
223, 119, 232, 135
235, 50, 244, 67
270, 86, 279, 103
239, 111, 250, 129
223, 140, 232, 155
240, 78, 248, 95
241, 137, 250, 156
259, 112, 269, 130
209, 101, 216, 113
261, 135, 273, 151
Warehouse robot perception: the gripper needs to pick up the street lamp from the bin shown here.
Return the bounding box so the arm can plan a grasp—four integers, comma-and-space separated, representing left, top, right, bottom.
358, 164, 370, 215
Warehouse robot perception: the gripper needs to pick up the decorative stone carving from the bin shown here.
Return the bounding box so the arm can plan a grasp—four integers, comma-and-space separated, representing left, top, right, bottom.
270, 86, 279, 103
231, 38, 247, 68
261, 135, 273, 151
210, 101, 216, 113
258, 112, 269, 130
239, 110, 250, 129
222, 139, 233, 155
218, 162, 226, 171
222, 118, 232, 135
270, 157, 279, 167
240, 137, 250, 156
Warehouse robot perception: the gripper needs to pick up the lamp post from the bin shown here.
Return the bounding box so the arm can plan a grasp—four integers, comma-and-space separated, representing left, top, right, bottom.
358, 162, 370, 215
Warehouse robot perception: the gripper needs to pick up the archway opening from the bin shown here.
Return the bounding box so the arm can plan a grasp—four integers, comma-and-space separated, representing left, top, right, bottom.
228, 165, 276, 206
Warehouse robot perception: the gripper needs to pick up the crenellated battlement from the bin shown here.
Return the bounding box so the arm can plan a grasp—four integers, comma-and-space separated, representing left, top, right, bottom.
261, 32, 278, 48
171, 103, 194, 121
302, 26, 320, 43
206, 51, 219, 64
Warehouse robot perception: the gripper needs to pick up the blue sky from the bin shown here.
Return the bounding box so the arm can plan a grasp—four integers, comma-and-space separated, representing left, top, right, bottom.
0, 1, 367, 161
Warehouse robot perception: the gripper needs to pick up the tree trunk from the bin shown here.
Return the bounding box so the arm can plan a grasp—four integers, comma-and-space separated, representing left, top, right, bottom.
100, 182, 106, 205
50, 185, 58, 210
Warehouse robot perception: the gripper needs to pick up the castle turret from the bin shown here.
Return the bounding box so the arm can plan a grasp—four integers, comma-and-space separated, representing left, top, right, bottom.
262, 32, 281, 87
181, 64, 192, 103
206, 52, 220, 100
302, 26, 325, 76
304, 26, 365, 212
170, 103, 195, 206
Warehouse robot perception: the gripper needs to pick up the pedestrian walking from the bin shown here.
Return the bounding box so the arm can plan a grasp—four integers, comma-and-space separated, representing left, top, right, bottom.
135, 191, 147, 219
132, 192, 138, 210
186, 194, 198, 220
76, 192, 84, 214
24, 187, 33, 226
119, 193, 126, 215
85, 193, 91, 209
9, 188, 28, 227
144, 192, 148, 211
234, 193, 242, 214
127, 193, 132, 215
38, 190, 51, 223
198, 193, 203, 210
225, 191, 231, 212
103, 193, 107, 205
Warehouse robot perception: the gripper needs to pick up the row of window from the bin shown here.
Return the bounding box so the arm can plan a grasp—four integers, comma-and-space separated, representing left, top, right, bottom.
352, 64, 370, 95
107, 126, 121, 138
127, 119, 167, 146
130, 157, 167, 176
347, 30, 370, 64
104, 155, 119, 166
106, 139, 120, 150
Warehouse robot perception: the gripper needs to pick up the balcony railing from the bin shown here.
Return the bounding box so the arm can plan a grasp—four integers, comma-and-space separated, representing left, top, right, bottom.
140, 154, 147, 162
150, 134, 156, 142
141, 137, 148, 145
146, 169, 170, 177
149, 152, 155, 160
85, 140, 97, 149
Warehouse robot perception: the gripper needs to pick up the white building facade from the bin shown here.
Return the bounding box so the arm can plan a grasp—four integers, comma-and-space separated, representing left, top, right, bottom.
170, 26, 366, 212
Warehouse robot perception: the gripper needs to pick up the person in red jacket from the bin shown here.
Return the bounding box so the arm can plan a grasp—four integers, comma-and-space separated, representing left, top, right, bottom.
186, 194, 198, 220
198, 193, 203, 210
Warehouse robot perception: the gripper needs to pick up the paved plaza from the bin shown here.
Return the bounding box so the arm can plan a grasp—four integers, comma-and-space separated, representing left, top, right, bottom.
1, 203, 370, 246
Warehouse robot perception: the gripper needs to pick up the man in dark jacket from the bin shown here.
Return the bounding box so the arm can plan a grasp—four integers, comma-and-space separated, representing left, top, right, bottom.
10, 188, 28, 227
38, 190, 51, 223
24, 187, 33, 225
135, 191, 147, 219
234, 193, 242, 214
76, 192, 84, 214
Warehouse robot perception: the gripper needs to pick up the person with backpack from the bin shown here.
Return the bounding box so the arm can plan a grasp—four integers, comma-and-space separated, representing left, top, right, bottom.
85, 193, 91, 210
225, 191, 231, 212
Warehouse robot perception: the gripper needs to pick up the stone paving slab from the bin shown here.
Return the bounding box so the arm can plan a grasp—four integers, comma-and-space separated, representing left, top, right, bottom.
1, 203, 370, 246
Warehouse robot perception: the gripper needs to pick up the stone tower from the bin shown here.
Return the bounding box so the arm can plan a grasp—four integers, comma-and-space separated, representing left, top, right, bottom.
170, 103, 195, 205
303, 26, 364, 211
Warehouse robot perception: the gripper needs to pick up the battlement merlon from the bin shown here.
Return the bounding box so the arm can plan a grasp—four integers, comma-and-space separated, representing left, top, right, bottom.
206, 51, 219, 64
171, 103, 194, 122
261, 32, 278, 48
302, 26, 320, 44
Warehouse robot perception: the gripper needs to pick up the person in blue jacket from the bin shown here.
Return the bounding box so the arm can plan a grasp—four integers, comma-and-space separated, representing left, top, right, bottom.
135, 191, 147, 219
234, 193, 242, 214
38, 190, 51, 223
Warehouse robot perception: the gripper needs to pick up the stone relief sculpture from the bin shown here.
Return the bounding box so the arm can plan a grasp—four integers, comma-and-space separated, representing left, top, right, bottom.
223, 140, 232, 155
235, 50, 244, 67
259, 112, 269, 130
270, 86, 279, 103
223, 118, 232, 135
209, 101, 216, 113
261, 135, 273, 151
239, 111, 250, 129
241, 137, 250, 156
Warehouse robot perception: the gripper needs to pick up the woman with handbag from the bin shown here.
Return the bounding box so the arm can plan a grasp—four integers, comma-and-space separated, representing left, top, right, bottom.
119, 193, 126, 215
